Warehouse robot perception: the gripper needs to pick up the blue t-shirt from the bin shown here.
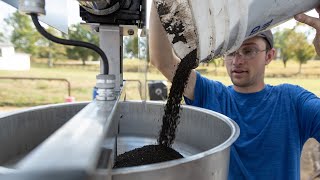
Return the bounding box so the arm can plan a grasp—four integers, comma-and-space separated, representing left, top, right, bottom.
185, 72, 320, 180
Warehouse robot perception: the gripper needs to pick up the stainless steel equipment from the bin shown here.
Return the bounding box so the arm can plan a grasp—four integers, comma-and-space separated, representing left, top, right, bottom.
0, 101, 239, 179
0, 0, 240, 179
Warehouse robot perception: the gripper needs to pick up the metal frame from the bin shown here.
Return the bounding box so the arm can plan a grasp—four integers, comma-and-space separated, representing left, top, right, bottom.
99, 25, 123, 91
0, 77, 72, 97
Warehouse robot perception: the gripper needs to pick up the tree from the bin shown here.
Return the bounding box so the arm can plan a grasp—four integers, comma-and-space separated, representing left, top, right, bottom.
37, 27, 67, 67
125, 36, 139, 58
293, 32, 315, 73
123, 36, 130, 58
0, 32, 5, 42
274, 26, 315, 72
66, 24, 99, 65
4, 11, 41, 56
138, 36, 147, 60
274, 29, 296, 68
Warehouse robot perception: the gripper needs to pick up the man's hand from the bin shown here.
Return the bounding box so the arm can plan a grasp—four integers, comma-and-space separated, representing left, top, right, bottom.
294, 6, 320, 56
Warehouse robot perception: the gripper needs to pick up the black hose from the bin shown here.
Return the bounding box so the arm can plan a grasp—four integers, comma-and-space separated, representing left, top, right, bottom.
30, 13, 109, 74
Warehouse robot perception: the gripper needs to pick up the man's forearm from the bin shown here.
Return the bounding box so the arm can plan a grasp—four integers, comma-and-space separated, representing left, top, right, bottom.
149, 2, 196, 100
149, 2, 180, 82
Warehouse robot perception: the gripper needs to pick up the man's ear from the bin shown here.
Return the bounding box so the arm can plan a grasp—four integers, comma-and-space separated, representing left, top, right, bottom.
265, 48, 276, 65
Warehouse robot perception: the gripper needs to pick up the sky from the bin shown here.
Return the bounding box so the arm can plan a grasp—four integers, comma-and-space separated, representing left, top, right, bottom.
276, 9, 317, 29
0, 0, 318, 40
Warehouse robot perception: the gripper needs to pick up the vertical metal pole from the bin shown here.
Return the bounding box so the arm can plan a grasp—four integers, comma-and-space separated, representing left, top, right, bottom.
99, 25, 123, 92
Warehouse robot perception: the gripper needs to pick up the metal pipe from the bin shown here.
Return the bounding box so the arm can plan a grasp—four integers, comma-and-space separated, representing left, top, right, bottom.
16, 100, 119, 172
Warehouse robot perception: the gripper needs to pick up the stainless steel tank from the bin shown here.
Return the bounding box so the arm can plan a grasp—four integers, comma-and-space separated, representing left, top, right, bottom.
0, 101, 239, 180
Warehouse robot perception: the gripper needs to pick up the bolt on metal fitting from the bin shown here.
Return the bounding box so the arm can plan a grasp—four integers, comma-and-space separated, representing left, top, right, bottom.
19, 0, 46, 15
95, 74, 116, 101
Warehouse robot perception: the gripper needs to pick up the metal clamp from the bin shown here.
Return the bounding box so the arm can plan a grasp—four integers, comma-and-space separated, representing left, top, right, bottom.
95, 74, 116, 101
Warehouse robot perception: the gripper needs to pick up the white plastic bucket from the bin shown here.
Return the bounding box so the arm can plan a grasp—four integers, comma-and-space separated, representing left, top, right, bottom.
154, 0, 320, 62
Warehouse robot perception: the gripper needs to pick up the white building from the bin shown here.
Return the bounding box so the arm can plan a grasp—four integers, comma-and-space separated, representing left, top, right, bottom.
0, 43, 30, 70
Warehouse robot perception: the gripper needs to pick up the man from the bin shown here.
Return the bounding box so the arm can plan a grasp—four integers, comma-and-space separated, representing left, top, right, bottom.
150, 3, 320, 180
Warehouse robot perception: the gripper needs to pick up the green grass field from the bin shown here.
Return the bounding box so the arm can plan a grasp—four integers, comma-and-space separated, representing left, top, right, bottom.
0, 59, 319, 108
